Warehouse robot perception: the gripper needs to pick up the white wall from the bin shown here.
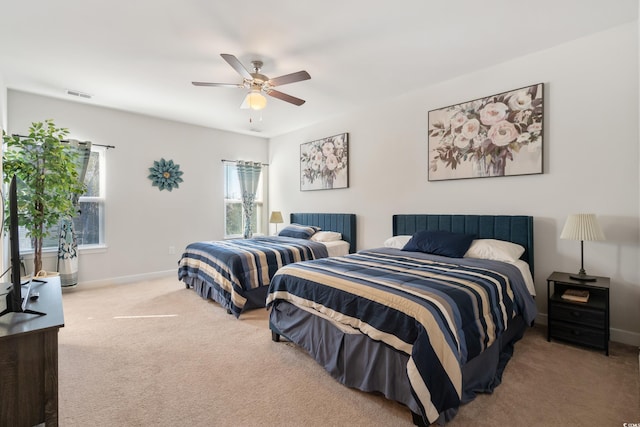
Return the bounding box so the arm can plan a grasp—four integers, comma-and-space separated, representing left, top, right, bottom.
0, 73, 6, 274
268, 23, 640, 345
0, 73, 6, 130
7, 90, 268, 284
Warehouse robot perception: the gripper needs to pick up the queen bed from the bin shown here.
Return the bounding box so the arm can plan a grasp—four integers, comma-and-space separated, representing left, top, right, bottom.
178, 213, 356, 317
267, 214, 537, 425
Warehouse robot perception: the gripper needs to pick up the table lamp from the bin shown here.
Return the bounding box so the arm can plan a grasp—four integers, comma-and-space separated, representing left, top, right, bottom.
269, 211, 284, 234
560, 213, 605, 281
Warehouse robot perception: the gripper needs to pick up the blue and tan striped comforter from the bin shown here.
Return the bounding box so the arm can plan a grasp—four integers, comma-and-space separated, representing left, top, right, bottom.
178, 236, 328, 317
266, 247, 537, 424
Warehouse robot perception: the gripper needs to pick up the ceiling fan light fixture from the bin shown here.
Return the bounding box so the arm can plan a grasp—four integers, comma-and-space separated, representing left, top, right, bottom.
193, 54, 309, 109
244, 90, 267, 110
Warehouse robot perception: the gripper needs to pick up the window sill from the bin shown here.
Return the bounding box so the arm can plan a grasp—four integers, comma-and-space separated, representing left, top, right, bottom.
78, 244, 108, 254
21, 244, 108, 258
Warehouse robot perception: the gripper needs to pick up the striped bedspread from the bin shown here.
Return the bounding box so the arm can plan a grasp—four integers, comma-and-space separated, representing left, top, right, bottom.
178, 236, 328, 317
266, 247, 537, 424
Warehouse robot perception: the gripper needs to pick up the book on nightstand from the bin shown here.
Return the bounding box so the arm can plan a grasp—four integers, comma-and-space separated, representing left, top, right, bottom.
561, 288, 590, 303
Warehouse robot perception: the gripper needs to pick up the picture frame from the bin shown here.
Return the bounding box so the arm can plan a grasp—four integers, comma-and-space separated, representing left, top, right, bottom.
300, 132, 349, 191
428, 83, 544, 181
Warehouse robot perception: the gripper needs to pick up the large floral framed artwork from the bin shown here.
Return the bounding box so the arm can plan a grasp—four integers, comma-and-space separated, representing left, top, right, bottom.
428, 83, 543, 181
300, 133, 349, 191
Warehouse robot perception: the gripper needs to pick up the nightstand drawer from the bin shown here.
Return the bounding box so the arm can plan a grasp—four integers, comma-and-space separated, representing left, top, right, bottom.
549, 320, 605, 349
549, 302, 605, 328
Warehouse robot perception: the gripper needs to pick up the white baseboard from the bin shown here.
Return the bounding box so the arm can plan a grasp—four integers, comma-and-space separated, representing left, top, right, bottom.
536, 313, 640, 347
610, 328, 640, 347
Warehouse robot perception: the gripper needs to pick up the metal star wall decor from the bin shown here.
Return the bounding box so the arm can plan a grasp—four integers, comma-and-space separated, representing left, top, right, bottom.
148, 158, 184, 191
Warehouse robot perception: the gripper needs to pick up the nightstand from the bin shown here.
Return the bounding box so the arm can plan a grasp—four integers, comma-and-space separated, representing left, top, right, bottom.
547, 271, 610, 355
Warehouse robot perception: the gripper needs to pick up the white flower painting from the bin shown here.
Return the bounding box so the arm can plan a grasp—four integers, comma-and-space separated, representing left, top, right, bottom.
300, 133, 349, 191
428, 83, 544, 181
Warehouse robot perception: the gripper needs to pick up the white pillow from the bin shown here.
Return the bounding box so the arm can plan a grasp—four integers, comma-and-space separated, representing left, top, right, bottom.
310, 231, 343, 242
464, 239, 525, 262
383, 235, 412, 249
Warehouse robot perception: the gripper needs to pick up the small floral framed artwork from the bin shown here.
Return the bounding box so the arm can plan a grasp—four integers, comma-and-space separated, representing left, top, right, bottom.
300, 132, 349, 191
428, 83, 543, 181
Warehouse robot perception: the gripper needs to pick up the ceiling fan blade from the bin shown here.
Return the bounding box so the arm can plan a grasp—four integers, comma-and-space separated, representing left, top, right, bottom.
192, 81, 244, 88
220, 53, 253, 80
268, 70, 311, 87
266, 89, 306, 106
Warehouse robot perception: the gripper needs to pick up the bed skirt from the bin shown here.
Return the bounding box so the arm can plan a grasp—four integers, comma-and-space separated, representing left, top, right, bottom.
269, 300, 527, 425
182, 276, 269, 313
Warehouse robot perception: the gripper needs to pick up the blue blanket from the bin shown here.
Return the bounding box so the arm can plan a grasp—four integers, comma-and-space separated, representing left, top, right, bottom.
178, 236, 328, 317
266, 248, 537, 424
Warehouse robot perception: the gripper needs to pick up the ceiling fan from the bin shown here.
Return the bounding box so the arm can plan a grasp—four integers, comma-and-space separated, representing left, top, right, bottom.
192, 53, 311, 110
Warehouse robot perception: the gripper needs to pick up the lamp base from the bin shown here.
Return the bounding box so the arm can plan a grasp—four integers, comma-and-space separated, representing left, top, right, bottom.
569, 273, 597, 282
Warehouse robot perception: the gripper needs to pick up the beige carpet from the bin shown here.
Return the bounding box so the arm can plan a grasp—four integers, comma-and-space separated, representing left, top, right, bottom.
58, 276, 640, 426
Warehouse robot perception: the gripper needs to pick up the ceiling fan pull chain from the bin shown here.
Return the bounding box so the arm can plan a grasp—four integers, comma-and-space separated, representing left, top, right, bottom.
248, 110, 264, 124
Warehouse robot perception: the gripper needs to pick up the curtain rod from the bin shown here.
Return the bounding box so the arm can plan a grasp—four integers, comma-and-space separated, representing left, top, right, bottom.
10, 134, 115, 149
221, 159, 269, 166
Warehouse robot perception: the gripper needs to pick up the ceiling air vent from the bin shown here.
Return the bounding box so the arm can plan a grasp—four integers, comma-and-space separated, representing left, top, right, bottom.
66, 89, 92, 99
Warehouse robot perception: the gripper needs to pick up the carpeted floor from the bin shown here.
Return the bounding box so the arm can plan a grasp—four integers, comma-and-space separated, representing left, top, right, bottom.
58, 276, 640, 426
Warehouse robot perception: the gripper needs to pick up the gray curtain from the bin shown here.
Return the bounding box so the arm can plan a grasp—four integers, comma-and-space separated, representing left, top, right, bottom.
236, 161, 262, 239
57, 140, 92, 287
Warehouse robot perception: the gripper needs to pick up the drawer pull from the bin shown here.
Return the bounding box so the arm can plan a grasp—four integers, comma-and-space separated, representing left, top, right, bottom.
572, 329, 582, 336
571, 311, 581, 318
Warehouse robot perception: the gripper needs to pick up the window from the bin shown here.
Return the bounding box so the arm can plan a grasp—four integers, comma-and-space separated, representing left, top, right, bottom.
74, 146, 105, 247
18, 146, 106, 251
224, 162, 266, 238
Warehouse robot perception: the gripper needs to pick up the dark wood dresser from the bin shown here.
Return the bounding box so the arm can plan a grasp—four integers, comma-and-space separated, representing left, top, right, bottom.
0, 276, 64, 426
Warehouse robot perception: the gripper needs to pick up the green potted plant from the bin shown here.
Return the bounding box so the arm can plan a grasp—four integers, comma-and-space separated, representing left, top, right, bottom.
2, 119, 86, 275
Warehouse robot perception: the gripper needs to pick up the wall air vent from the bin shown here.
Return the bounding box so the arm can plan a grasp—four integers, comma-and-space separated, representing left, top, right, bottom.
66, 89, 92, 99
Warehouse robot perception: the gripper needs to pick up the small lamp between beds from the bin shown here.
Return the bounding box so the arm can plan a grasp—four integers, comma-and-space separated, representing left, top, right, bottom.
269, 211, 284, 235
560, 213, 605, 281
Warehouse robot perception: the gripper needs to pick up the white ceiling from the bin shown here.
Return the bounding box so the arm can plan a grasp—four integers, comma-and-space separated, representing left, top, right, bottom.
1, 1, 637, 138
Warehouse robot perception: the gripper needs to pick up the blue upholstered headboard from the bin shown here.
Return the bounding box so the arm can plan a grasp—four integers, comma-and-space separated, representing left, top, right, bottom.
393, 214, 534, 276
290, 213, 357, 253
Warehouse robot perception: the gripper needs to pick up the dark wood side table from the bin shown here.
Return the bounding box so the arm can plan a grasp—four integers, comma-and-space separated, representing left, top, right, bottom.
0, 276, 65, 426
546, 271, 610, 355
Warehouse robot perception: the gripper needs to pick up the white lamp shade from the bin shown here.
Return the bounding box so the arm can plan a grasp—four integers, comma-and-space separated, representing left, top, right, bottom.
269, 211, 284, 224
242, 90, 267, 110
560, 214, 605, 241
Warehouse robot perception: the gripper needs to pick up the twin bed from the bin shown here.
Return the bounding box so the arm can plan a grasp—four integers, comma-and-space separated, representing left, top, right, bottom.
266, 214, 537, 426
178, 213, 357, 317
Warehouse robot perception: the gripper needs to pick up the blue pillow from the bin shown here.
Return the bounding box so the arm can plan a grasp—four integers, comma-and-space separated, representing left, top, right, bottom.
401, 230, 476, 258
278, 223, 320, 239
